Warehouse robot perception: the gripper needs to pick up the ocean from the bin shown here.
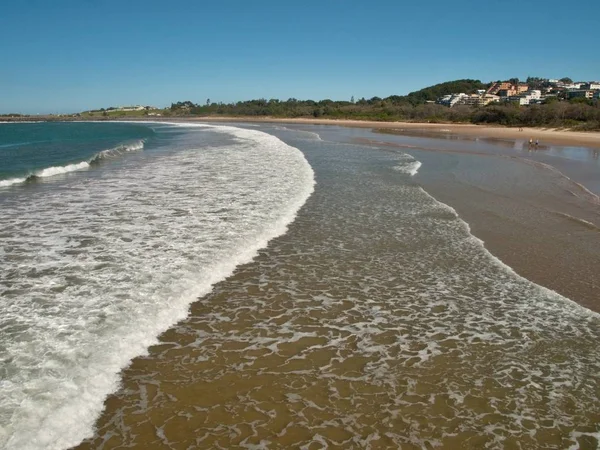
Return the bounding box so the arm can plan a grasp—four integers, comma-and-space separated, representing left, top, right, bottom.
1, 122, 599, 449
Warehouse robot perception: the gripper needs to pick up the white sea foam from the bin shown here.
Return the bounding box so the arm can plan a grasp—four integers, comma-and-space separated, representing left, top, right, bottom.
415, 186, 600, 317
273, 125, 322, 140
34, 160, 90, 177
394, 160, 422, 176
387, 150, 423, 176
0, 177, 27, 187
0, 140, 145, 188
0, 124, 315, 449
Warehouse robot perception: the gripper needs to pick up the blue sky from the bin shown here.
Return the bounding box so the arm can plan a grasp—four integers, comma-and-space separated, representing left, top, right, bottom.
1, 0, 598, 114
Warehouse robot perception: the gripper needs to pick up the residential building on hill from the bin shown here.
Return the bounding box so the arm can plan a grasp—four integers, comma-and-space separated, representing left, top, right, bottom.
463, 94, 500, 107
567, 90, 595, 100
437, 93, 499, 107
487, 82, 512, 95
487, 82, 528, 97
504, 90, 542, 105
437, 93, 469, 107
582, 82, 600, 90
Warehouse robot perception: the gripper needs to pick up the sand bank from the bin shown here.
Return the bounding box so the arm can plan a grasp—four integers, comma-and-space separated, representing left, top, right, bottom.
189, 116, 600, 148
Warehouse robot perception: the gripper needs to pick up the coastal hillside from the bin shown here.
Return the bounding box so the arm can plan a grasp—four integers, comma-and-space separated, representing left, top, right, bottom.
401, 79, 489, 105
160, 77, 599, 130
5, 79, 598, 131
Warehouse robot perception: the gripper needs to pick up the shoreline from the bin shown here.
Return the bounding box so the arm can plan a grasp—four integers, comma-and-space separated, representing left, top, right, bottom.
4, 118, 599, 312
2, 115, 600, 148
187, 116, 600, 148
71, 120, 600, 449
343, 134, 600, 313
188, 117, 600, 312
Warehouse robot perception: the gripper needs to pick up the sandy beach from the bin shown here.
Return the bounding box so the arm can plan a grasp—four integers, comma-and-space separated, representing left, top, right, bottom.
191, 116, 600, 148
70, 122, 600, 449
180, 117, 600, 312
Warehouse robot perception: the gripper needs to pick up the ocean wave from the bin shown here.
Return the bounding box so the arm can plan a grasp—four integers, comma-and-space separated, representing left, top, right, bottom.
394, 159, 422, 176
0, 177, 28, 187
0, 125, 315, 450
0, 140, 145, 187
89, 140, 145, 165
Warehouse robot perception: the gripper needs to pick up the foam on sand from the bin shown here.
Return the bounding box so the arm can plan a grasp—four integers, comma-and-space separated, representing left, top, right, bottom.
0, 124, 315, 449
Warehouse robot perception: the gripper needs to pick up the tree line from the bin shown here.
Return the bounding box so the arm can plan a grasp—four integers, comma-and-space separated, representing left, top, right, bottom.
167, 97, 600, 131
164, 78, 599, 130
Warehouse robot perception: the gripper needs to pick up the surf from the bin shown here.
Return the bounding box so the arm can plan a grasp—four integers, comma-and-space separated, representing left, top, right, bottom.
0, 140, 145, 187
0, 123, 315, 449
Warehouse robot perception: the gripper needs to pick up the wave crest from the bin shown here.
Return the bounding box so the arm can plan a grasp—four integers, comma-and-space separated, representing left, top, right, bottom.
0, 140, 145, 187
395, 160, 422, 176
89, 140, 145, 165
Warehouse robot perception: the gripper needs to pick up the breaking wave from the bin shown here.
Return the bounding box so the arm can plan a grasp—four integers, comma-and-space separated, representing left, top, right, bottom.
0, 124, 315, 450
0, 140, 145, 187
394, 156, 422, 176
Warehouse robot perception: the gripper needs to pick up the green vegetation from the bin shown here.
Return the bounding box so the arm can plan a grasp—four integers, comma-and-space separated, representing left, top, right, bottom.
78, 105, 165, 119
166, 81, 600, 130
403, 79, 488, 105
6, 78, 596, 130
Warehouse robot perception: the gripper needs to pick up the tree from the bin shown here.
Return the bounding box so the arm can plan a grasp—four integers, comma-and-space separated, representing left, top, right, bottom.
351, 96, 355, 103
560, 77, 573, 84
206, 98, 210, 106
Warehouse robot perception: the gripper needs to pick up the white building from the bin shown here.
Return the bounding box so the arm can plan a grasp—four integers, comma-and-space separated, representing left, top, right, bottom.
504, 90, 542, 106
583, 82, 600, 90
437, 93, 469, 107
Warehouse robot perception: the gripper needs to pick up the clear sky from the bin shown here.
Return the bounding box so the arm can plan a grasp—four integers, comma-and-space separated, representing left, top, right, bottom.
1, 0, 599, 114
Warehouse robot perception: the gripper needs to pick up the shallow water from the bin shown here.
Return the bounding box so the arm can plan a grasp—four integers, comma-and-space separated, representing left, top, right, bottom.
0, 123, 314, 449
71, 125, 600, 449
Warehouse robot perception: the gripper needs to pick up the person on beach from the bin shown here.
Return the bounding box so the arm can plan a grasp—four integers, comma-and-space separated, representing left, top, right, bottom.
529, 138, 533, 149
535, 139, 539, 148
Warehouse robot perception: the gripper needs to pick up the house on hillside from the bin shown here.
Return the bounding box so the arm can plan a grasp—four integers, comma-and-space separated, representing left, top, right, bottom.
581, 82, 600, 90
504, 90, 542, 105
567, 90, 595, 100
437, 93, 499, 107
463, 94, 500, 106
437, 93, 469, 107
487, 82, 528, 96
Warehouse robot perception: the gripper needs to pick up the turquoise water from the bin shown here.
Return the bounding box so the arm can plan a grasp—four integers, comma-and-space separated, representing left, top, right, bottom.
0, 121, 315, 449
0, 122, 156, 185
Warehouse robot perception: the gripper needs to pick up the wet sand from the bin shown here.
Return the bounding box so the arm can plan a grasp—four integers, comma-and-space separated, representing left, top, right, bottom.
73, 126, 600, 449
349, 132, 600, 313
4, 117, 600, 448
191, 117, 600, 312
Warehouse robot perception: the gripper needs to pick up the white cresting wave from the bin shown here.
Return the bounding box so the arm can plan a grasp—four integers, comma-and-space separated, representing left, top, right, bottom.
0, 140, 145, 187
274, 125, 323, 141
0, 124, 315, 450
393, 154, 422, 176
394, 160, 421, 176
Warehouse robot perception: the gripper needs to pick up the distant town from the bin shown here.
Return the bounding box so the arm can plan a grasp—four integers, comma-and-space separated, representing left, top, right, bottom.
437, 78, 600, 107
